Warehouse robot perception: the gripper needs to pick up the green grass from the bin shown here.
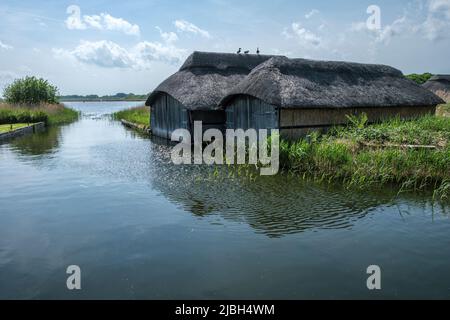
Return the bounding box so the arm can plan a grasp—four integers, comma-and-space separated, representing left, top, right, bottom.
46, 104, 79, 125
113, 105, 150, 127
279, 114, 450, 200
0, 103, 79, 126
0, 123, 31, 133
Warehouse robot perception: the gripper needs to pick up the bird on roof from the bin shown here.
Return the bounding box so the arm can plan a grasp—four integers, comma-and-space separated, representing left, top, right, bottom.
237, 48, 241, 54
244, 50, 249, 54
256, 47, 260, 54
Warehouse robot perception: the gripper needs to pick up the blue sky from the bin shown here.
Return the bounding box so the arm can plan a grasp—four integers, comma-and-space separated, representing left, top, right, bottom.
0, 0, 449, 95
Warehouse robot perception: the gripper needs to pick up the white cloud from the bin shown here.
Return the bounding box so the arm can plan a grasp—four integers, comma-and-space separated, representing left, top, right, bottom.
174, 19, 211, 38
55, 40, 134, 68
376, 16, 408, 44
0, 70, 19, 91
281, 27, 293, 39
351, 15, 411, 45
83, 15, 102, 30
0, 40, 13, 50
156, 27, 179, 44
428, 0, 450, 19
350, 21, 368, 32
133, 41, 187, 65
351, 0, 450, 44
99, 13, 140, 36
417, 0, 450, 41
283, 22, 322, 48
65, 6, 140, 36
53, 40, 187, 70
305, 9, 320, 19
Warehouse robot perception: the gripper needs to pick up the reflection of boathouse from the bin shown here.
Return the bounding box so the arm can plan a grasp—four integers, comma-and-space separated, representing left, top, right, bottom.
146, 140, 391, 237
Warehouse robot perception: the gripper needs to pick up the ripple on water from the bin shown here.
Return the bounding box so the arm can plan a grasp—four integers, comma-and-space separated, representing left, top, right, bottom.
1, 112, 445, 238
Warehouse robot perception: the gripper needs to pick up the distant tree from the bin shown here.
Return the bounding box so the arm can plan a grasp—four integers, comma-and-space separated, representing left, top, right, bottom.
115, 93, 128, 98
3, 76, 59, 104
406, 73, 433, 85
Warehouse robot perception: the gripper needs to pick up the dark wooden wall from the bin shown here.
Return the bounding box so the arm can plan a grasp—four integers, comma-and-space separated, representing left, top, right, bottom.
150, 93, 226, 139
225, 95, 278, 131
279, 105, 436, 139
150, 93, 188, 139
190, 110, 226, 133
225, 95, 437, 140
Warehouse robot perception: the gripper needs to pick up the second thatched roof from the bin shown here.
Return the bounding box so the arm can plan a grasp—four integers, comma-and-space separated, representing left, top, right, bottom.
146, 51, 277, 110
220, 56, 444, 108
423, 75, 450, 103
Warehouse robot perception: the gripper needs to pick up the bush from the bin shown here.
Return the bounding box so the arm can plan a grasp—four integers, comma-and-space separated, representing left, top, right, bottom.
3, 76, 59, 105
405, 73, 433, 85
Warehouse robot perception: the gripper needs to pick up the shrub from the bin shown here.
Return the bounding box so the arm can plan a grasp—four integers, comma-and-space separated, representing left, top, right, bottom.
405, 73, 433, 85
3, 76, 59, 105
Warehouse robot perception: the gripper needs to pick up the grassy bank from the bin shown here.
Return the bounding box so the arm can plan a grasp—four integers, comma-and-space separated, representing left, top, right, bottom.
113, 105, 149, 126
279, 114, 450, 199
0, 103, 79, 126
0, 123, 30, 133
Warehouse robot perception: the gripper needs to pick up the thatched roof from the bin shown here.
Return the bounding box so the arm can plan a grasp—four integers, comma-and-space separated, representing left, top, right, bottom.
220, 56, 444, 108
423, 75, 450, 103
146, 51, 277, 110
428, 75, 450, 82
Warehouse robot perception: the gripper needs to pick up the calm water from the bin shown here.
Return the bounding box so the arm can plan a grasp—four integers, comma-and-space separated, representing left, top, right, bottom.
0, 101, 449, 299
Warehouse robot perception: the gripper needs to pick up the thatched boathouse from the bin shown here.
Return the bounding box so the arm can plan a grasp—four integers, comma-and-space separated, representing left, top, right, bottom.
423, 75, 450, 103
220, 56, 444, 139
145, 51, 274, 139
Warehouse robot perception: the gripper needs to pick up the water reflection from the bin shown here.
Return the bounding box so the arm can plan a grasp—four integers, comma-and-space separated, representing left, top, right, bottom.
1, 102, 449, 299
2, 110, 445, 239
9, 126, 61, 157
145, 140, 397, 237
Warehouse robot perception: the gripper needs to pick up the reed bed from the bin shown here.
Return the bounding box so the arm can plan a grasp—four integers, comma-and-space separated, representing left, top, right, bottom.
0, 102, 79, 125
279, 114, 450, 200
113, 105, 149, 126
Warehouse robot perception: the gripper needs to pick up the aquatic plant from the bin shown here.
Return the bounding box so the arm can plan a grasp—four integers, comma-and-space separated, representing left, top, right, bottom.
113, 105, 150, 126
279, 114, 450, 199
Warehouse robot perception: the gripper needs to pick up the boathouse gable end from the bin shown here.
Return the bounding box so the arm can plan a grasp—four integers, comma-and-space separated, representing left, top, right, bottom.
145, 51, 280, 139
149, 92, 188, 140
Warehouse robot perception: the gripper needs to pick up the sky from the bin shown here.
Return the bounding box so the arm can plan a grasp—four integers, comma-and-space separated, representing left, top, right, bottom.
0, 0, 450, 96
